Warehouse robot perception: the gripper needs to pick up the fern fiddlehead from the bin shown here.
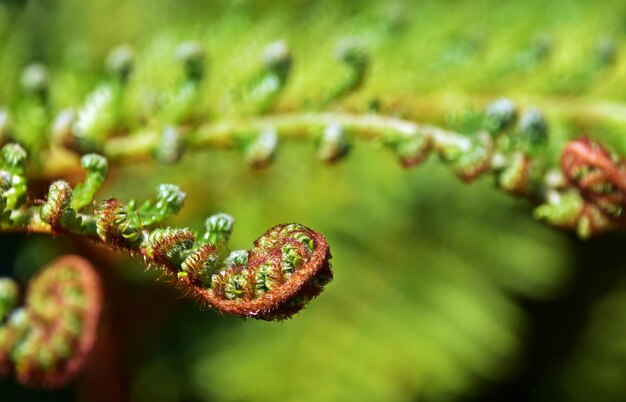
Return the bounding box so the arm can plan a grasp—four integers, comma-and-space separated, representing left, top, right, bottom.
183, 223, 332, 320
0, 256, 101, 388
535, 137, 626, 237
0, 142, 333, 321
0, 37, 622, 357
0, 0, 624, 398
13, 42, 611, 240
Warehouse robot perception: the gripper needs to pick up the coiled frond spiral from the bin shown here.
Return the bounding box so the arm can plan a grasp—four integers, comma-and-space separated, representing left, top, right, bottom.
0, 256, 101, 388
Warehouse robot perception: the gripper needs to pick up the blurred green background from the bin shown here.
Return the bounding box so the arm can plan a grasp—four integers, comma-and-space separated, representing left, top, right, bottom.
1, 0, 626, 401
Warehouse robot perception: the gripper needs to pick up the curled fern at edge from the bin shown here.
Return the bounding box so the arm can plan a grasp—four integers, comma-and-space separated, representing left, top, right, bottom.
0, 255, 102, 389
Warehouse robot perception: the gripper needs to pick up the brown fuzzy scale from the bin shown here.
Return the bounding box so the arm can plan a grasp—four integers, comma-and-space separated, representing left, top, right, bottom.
44, 203, 63, 234
182, 244, 217, 286
44, 184, 72, 234
144, 229, 195, 274
182, 224, 332, 321
96, 199, 133, 249
5, 256, 101, 388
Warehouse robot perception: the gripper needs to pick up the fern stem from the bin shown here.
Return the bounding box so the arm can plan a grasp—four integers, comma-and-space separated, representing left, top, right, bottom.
103, 112, 460, 159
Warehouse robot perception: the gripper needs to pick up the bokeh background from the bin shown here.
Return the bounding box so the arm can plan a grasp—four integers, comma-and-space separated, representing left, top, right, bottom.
1, 0, 626, 401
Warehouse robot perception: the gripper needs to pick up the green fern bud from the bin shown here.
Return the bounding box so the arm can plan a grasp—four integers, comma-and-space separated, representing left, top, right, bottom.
155, 184, 185, 213
176, 41, 205, 82
138, 184, 186, 226
155, 126, 184, 164
485, 98, 517, 132
73, 47, 132, 147
40, 181, 80, 232
242, 40, 291, 113
316, 124, 350, 163
323, 37, 369, 105
0, 145, 27, 218
0, 144, 27, 212
158, 44, 206, 123
336, 37, 368, 73
518, 107, 548, 147
244, 128, 278, 168
262, 40, 291, 78
72, 85, 117, 145
71, 154, 108, 211
1, 143, 27, 173
51, 109, 79, 150
81, 153, 108, 172
202, 213, 235, 245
